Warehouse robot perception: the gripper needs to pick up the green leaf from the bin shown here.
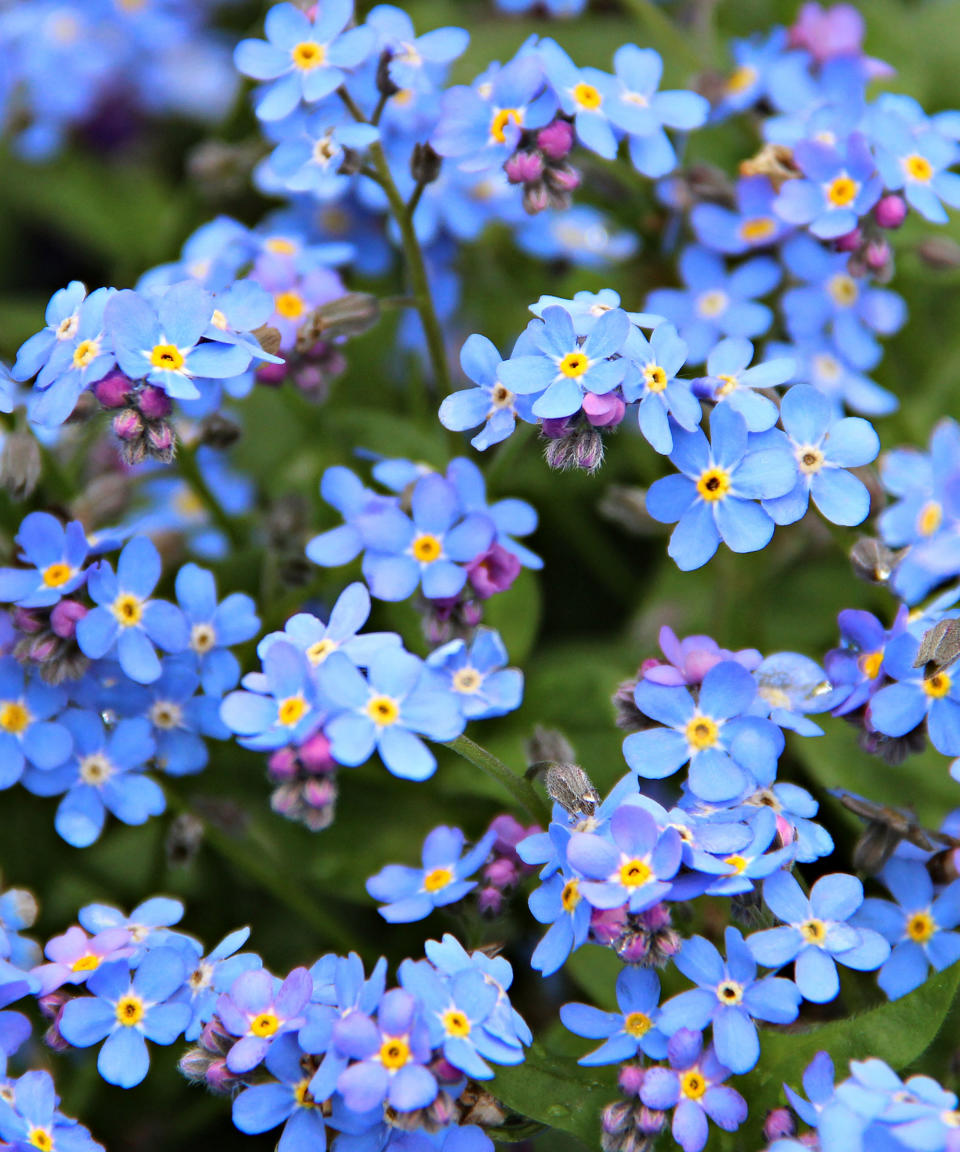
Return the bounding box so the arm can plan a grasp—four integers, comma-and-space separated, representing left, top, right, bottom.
492, 1043, 617, 1149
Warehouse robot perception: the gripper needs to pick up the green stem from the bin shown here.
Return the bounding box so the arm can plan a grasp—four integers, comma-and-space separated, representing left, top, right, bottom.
444, 734, 550, 823
177, 441, 245, 551
340, 88, 452, 399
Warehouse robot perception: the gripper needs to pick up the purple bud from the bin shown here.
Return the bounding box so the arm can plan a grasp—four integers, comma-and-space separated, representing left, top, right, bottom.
298, 731, 335, 773
476, 886, 503, 916
546, 164, 581, 193
50, 599, 87, 639
833, 227, 862, 252
865, 239, 891, 271
489, 813, 529, 852
462, 600, 483, 627
537, 119, 575, 160
637, 1106, 667, 1135
590, 905, 628, 945
12, 607, 43, 635
875, 193, 907, 229
432, 1057, 462, 1085
617, 933, 652, 964
303, 778, 336, 808
618, 1064, 646, 1097
268, 747, 299, 782
764, 1108, 796, 1141
523, 182, 551, 215
541, 417, 573, 439
205, 1058, 239, 1095
112, 408, 143, 442
468, 543, 521, 599
137, 385, 173, 420
38, 991, 69, 1021
147, 422, 175, 454
505, 150, 546, 185
257, 361, 288, 386
93, 370, 133, 409
485, 857, 517, 888
640, 903, 671, 932
583, 391, 626, 428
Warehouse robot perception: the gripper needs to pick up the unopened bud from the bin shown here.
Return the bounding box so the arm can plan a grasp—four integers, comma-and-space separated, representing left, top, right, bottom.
50, 599, 87, 639
146, 421, 176, 461
865, 239, 891, 272
618, 1064, 646, 1097
137, 385, 172, 420
296, 292, 380, 351
376, 48, 401, 97
834, 227, 862, 252
299, 731, 336, 773
917, 236, 960, 269
544, 163, 581, 194
526, 725, 576, 768
875, 194, 907, 230
112, 408, 143, 442
92, 370, 133, 409
0, 433, 42, 501
485, 857, 517, 888
543, 425, 604, 474
411, 141, 442, 185
268, 747, 299, 782
850, 536, 898, 584
252, 324, 283, 358
537, 119, 575, 160
505, 150, 545, 185
583, 390, 625, 427
476, 886, 503, 916
523, 182, 551, 214
764, 1107, 796, 1141
467, 542, 520, 599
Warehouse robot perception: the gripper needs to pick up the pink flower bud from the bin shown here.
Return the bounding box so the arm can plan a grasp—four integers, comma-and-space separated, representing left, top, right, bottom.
865, 239, 891, 272
304, 778, 336, 808
540, 417, 572, 439
268, 747, 298, 782
546, 164, 581, 193
299, 731, 335, 773
50, 599, 87, 639
256, 361, 288, 386
875, 194, 907, 229
147, 422, 175, 454
833, 227, 862, 252
468, 543, 521, 599
485, 857, 518, 888
537, 119, 575, 160
137, 385, 173, 420
489, 813, 529, 852
476, 886, 503, 916
12, 607, 43, 634
590, 905, 627, 945
112, 409, 143, 442
641, 902, 671, 932
583, 391, 626, 428
618, 1063, 646, 1097
505, 150, 545, 185
764, 1107, 796, 1141
93, 371, 133, 409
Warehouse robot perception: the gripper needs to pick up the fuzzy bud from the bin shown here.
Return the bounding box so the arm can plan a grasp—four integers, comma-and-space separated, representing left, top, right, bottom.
543, 425, 604, 474
298, 731, 336, 773
136, 385, 172, 420
875, 193, 907, 229
505, 150, 545, 185
93, 370, 133, 409
485, 857, 518, 888
764, 1107, 796, 1141
618, 1064, 646, 1097
268, 747, 299, 782
545, 163, 581, 194
865, 239, 891, 273
537, 118, 575, 160
476, 886, 503, 916
50, 599, 87, 639
0, 433, 42, 501
146, 421, 176, 460
850, 536, 898, 584
112, 408, 143, 442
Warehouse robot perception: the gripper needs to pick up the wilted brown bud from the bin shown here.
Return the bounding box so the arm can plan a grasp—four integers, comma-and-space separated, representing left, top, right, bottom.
739, 143, 800, 190
915, 618, 960, 676
0, 433, 42, 500
252, 324, 283, 358
917, 236, 960, 269
296, 292, 381, 351
411, 141, 443, 186
525, 725, 576, 766
850, 536, 898, 584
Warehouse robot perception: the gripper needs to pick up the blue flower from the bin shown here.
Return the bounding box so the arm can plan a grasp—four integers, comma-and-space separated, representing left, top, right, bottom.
695, 337, 792, 433
0, 513, 89, 608
319, 648, 464, 780
218, 967, 313, 1074
499, 305, 629, 420
751, 651, 847, 735
763, 385, 879, 527
234, 1, 375, 122
266, 114, 380, 200
871, 105, 960, 224
12, 281, 88, 384
691, 176, 791, 255
527, 871, 592, 976
367, 825, 497, 923
0, 1070, 103, 1152
426, 628, 523, 720
76, 536, 189, 684
768, 336, 897, 417
561, 967, 668, 1065
774, 132, 881, 239
366, 6, 469, 95
539, 39, 618, 159
77, 896, 184, 947
855, 859, 960, 1000
0, 658, 72, 788
714, 28, 789, 116
747, 871, 890, 1002
704, 807, 797, 896
174, 562, 260, 696
646, 246, 780, 364
621, 322, 699, 455
143, 659, 226, 777
171, 928, 261, 1041
221, 639, 324, 752
868, 630, 960, 756
645, 405, 797, 570
825, 607, 908, 716
59, 949, 191, 1087
657, 927, 801, 1073
444, 457, 542, 570
232, 1033, 329, 1150
624, 659, 784, 803
204, 280, 285, 365
439, 334, 537, 452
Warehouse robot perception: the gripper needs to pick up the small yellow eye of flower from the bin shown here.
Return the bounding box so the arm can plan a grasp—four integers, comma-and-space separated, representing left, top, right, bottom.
724, 854, 748, 874
0, 702, 29, 734
717, 980, 743, 1005
686, 716, 719, 750
379, 1038, 411, 1070
907, 910, 936, 943
904, 154, 933, 182
442, 1009, 471, 1037
278, 695, 308, 726
859, 650, 883, 680
801, 918, 826, 944
681, 1070, 707, 1099
292, 41, 326, 70
367, 695, 400, 726
294, 1079, 316, 1108
412, 533, 442, 563
697, 290, 728, 318
490, 107, 522, 143
573, 82, 602, 110
265, 237, 297, 255
115, 994, 145, 1027
28, 1128, 53, 1152
73, 339, 100, 368
307, 638, 337, 665
828, 274, 859, 307
149, 701, 182, 730
79, 754, 112, 786
423, 867, 453, 893
71, 953, 100, 973
561, 879, 581, 912
644, 364, 668, 393
57, 315, 79, 340
490, 383, 514, 409
918, 501, 943, 537
149, 343, 185, 372
211, 309, 229, 330
43, 562, 72, 588
618, 858, 652, 888
274, 291, 305, 319
623, 1011, 652, 1037
826, 175, 858, 207
798, 446, 825, 474
696, 468, 731, 502
452, 667, 482, 694
559, 352, 589, 378
250, 1012, 279, 1037
924, 672, 952, 699
739, 216, 776, 243
715, 374, 739, 398
112, 594, 143, 627
190, 623, 216, 653
726, 64, 757, 94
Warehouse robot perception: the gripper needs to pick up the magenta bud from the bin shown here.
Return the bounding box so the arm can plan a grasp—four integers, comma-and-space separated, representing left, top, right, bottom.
268, 746, 299, 782
618, 1064, 646, 1097
875, 194, 907, 229
775, 813, 797, 849
764, 1108, 796, 1141
833, 227, 862, 252
641, 902, 671, 932
523, 183, 551, 215
256, 361, 288, 386
505, 150, 545, 185
476, 886, 503, 916
639, 657, 661, 676
547, 164, 581, 193
12, 607, 43, 634
93, 370, 133, 409
303, 778, 336, 808
537, 119, 575, 159
137, 385, 173, 420
50, 599, 87, 639
638, 1106, 667, 1135
432, 1057, 461, 1084
540, 417, 572, 439
489, 813, 528, 852
590, 905, 627, 945
583, 390, 626, 428
44, 1021, 70, 1052
618, 934, 652, 964
112, 409, 143, 441
38, 991, 69, 1021
865, 239, 891, 271
298, 731, 335, 773
205, 1058, 238, 1094
462, 601, 484, 627
147, 422, 175, 453
468, 542, 521, 599
485, 857, 518, 888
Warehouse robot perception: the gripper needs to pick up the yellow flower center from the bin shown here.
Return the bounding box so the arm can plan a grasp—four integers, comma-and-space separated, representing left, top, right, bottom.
924, 672, 952, 699
274, 291, 305, 319
904, 154, 933, 182
149, 343, 185, 372
367, 695, 400, 726
490, 383, 514, 409
79, 753, 112, 786
115, 993, 145, 1027
28, 1128, 53, 1152
681, 1070, 707, 1099
573, 82, 602, 110
423, 866, 453, 893
644, 364, 668, 393
726, 64, 757, 94
559, 352, 589, 378
71, 953, 100, 973
826, 175, 858, 207
278, 695, 308, 726
724, 854, 748, 874
717, 980, 743, 1005
618, 857, 652, 888
265, 238, 297, 255
379, 1038, 411, 1070
739, 216, 776, 242
490, 107, 523, 144
623, 1011, 652, 1038
686, 715, 719, 750
73, 339, 100, 368
149, 701, 182, 730
190, 623, 216, 653
442, 1009, 471, 1037
698, 290, 729, 318
43, 562, 73, 588
411, 533, 442, 563
828, 274, 859, 307
452, 667, 482, 693
112, 593, 143, 627
0, 702, 29, 734
56, 315, 79, 340
250, 1012, 280, 1037
859, 650, 883, 680
800, 918, 827, 945
306, 638, 337, 665
292, 41, 326, 70
561, 878, 581, 912
715, 373, 739, 398
918, 501, 943, 537
294, 1078, 316, 1108
906, 910, 936, 943
798, 446, 825, 474
696, 467, 731, 502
